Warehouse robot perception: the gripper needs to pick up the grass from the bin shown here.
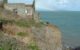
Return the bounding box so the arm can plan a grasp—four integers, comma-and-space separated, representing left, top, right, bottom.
15, 20, 30, 27
0, 19, 14, 24
14, 19, 45, 28
0, 16, 45, 28
27, 41, 39, 50
14, 19, 36, 27
17, 32, 28, 37
0, 47, 3, 50
34, 22, 45, 27
0, 18, 34, 27
0, 41, 16, 50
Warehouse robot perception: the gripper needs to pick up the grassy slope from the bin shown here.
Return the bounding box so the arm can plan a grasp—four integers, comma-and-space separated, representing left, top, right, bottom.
0, 8, 41, 50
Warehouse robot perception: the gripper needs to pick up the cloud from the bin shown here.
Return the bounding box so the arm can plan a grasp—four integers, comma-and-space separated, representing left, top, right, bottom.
32, 0, 80, 11
36, 0, 55, 11
8, 0, 80, 11
8, 0, 33, 4
57, 0, 69, 5
8, 0, 70, 11
36, 0, 70, 11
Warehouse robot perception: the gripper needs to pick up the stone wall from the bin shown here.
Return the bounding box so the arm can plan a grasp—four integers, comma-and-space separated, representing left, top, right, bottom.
0, 0, 3, 7
4, 3, 33, 18
34, 12, 40, 23
0, 0, 7, 7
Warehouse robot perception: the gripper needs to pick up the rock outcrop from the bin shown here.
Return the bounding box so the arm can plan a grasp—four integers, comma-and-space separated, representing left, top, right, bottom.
32, 24, 62, 50
0, 4, 62, 50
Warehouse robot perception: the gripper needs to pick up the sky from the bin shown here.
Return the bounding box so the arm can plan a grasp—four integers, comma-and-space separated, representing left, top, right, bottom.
8, 0, 80, 11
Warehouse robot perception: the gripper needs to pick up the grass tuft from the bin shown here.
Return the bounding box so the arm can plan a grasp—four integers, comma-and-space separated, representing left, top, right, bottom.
27, 41, 39, 50
17, 32, 28, 37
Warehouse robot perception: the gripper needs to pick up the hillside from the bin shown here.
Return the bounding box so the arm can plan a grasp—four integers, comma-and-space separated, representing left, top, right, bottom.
0, 7, 62, 50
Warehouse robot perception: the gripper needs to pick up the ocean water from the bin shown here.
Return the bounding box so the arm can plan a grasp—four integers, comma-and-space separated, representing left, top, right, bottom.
39, 11, 80, 47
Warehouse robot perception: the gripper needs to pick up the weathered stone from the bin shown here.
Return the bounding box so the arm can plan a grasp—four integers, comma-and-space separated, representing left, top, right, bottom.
32, 24, 62, 50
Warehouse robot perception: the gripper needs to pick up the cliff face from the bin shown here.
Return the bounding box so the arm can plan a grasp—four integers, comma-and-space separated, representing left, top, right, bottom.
32, 24, 62, 50
0, 7, 62, 50
46, 24, 62, 50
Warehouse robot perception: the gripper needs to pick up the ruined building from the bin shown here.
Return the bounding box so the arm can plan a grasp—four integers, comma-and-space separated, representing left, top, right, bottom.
0, 0, 7, 7
0, 0, 39, 22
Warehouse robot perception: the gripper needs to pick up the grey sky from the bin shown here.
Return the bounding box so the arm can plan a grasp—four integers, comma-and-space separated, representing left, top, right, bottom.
8, 0, 80, 11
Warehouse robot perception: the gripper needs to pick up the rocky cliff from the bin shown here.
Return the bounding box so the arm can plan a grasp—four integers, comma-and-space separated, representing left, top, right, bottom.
0, 7, 62, 50
32, 24, 62, 50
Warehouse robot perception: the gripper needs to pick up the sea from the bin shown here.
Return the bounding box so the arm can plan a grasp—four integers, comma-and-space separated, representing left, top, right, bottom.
39, 11, 80, 47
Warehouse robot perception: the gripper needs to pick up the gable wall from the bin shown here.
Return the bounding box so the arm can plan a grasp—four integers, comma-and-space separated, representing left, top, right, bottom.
4, 4, 34, 18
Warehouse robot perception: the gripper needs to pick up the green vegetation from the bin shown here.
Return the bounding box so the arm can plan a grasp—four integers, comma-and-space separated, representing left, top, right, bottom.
0, 17, 45, 28
0, 47, 3, 50
27, 41, 39, 50
0, 34, 27, 50
0, 19, 14, 24
17, 32, 28, 37
35, 22, 45, 27
15, 20, 30, 27
13, 19, 35, 27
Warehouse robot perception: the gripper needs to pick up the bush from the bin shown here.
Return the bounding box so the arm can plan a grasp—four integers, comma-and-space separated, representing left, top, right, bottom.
0, 47, 3, 50
27, 41, 39, 50
35, 22, 45, 27
15, 20, 31, 27
0, 34, 27, 50
17, 32, 28, 37
0, 19, 14, 24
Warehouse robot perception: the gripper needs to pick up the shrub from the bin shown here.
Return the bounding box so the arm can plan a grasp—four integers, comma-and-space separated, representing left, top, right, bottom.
27, 41, 39, 50
15, 20, 31, 27
35, 22, 45, 27
0, 47, 3, 50
17, 32, 28, 37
